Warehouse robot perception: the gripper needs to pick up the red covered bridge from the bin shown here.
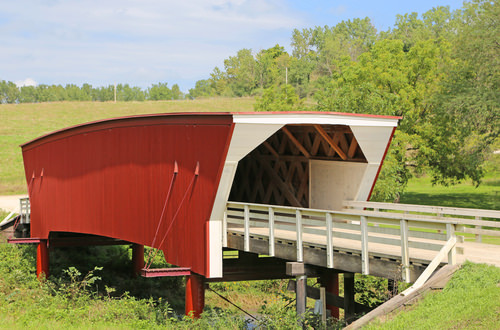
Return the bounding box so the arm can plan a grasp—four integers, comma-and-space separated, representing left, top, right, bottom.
20, 111, 405, 318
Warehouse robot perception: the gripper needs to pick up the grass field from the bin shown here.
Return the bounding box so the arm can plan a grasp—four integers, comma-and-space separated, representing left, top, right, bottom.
365, 262, 500, 329
0, 98, 255, 194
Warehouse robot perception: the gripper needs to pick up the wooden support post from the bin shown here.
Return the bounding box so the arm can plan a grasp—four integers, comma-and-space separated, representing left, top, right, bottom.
185, 273, 205, 318
132, 244, 144, 277
36, 239, 49, 279
296, 274, 307, 320
344, 272, 355, 323
320, 271, 339, 319
320, 287, 327, 324
388, 278, 398, 297
286, 262, 307, 322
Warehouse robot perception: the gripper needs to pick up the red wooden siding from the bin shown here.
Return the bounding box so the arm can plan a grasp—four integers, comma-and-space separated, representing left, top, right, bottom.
22, 114, 234, 277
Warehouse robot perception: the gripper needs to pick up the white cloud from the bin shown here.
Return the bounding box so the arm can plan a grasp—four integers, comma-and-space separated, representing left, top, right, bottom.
15, 78, 37, 87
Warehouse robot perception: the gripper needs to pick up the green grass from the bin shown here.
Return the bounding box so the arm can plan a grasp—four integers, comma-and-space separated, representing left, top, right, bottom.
0, 98, 255, 195
400, 153, 500, 211
365, 262, 500, 329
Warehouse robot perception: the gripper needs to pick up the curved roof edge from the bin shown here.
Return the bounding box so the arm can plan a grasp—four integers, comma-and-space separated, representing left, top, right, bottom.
21, 111, 401, 150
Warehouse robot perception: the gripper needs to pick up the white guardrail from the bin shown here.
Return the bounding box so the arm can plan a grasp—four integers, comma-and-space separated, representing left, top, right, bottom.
343, 201, 500, 243
224, 201, 500, 283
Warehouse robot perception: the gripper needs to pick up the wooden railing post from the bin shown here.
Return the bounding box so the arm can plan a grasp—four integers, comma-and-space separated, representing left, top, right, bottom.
446, 223, 456, 265
296, 209, 303, 262
268, 207, 275, 257
360, 216, 369, 275
244, 204, 250, 252
326, 213, 334, 268
475, 216, 482, 243
400, 219, 410, 283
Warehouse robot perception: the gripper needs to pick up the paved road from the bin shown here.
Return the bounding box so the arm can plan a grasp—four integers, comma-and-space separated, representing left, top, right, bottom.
0, 195, 28, 214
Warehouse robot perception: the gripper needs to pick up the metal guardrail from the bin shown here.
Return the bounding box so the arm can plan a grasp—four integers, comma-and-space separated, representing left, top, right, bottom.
343, 201, 500, 243
224, 201, 463, 283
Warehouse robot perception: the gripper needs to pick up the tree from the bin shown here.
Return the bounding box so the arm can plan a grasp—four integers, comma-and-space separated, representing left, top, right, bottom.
255, 44, 288, 89
425, 0, 499, 185
188, 80, 214, 98
224, 48, 257, 96
0, 80, 20, 103
315, 38, 452, 201
254, 84, 303, 112
171, 84, 183, 100
148, 82, 172, 100
210, 67, 230, 96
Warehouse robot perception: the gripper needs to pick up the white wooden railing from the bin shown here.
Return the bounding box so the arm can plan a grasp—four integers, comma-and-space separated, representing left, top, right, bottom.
343, 201, 500, 243
20, 197, 30, 224
224, 201, 471, 283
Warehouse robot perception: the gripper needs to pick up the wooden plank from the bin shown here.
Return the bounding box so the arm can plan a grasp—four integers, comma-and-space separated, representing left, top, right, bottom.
344, 200, 500, 219
347, 136, 358, 159
402, 236, 457, 296
313, 124, 347, 160
282, 126, 311, 158
258, 158, 303, 207
345, 264, 461, 330
461, 227, 500, 236
262, 141, 280, 158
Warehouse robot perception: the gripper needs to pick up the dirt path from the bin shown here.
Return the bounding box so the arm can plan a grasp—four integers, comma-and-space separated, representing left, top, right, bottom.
0, 195, 28, 213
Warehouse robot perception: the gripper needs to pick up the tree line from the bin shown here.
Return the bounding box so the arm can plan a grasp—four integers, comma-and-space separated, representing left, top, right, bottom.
0, 81, 184, 103
1, 0, 497, 201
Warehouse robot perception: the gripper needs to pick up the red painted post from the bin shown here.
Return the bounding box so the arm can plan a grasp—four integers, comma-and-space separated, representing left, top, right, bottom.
320, 271, 339, 319
185, 273, 205, 318
36, 240, 49, 279
132, 244, 145, 277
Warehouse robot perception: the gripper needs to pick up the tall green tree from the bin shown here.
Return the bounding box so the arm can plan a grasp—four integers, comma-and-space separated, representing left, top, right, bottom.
426, 0, 499, 185
224, 48, 257, 96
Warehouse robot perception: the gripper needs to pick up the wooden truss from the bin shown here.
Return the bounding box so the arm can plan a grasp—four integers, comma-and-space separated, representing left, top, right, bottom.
229, 124, 366, 207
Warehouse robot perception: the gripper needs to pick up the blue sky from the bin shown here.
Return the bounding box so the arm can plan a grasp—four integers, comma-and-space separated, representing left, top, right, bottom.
1, 0, 465, 92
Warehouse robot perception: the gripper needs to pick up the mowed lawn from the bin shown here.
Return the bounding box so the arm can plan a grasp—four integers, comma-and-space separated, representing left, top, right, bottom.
0, 98, 255, 194
400, 159, 499, 211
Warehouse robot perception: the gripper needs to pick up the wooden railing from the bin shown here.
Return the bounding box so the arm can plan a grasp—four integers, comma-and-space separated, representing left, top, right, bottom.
20, 197, 30, 224
343, 201, 500, 243
224, 201, 467, 283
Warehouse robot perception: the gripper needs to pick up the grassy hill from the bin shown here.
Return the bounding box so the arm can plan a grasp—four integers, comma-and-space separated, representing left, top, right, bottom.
0, 98, 255, 194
